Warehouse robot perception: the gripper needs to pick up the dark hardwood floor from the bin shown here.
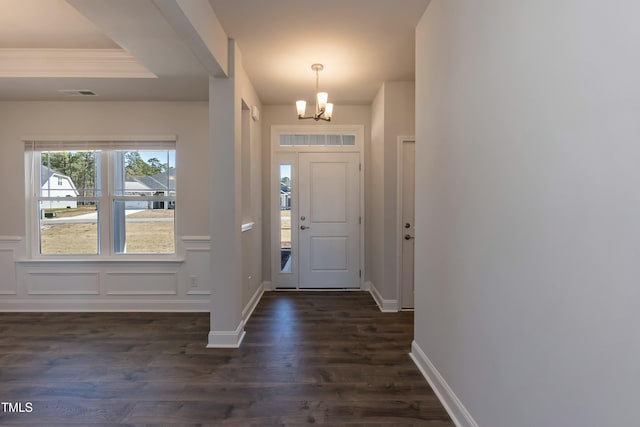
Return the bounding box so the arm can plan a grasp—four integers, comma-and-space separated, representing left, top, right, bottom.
0, 291, 454, 426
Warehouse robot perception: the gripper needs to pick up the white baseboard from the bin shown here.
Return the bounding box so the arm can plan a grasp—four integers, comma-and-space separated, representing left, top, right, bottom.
262, 280, 273, 291
207, 282, 264, 349
367, 281, 399, 312
242, 283, 264, 323
207, 320, 246, 348
0, 298, 210, 312
410, 340, 479, 427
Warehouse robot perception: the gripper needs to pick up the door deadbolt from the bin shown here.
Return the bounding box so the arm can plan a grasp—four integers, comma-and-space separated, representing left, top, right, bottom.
404, 222, 411, 229
300, 216, 306, 221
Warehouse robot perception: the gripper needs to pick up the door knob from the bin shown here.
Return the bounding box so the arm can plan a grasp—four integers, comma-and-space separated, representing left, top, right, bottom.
404, 234, 414, 240
301, 225, 310, 230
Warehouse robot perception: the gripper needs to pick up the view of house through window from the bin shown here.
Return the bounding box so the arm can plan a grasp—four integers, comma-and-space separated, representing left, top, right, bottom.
113, 150, 175, 254
35, 146, 176, 256
280, 164, 292, 272
39, 150, 100, 255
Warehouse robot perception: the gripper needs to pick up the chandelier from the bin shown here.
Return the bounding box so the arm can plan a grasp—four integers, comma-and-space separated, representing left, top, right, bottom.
296, 64, 333, 122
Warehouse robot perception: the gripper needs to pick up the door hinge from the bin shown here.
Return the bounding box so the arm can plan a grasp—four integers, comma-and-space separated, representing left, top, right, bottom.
359, 163, 362, 171
359, 216, 362, 225
359, 269, 362, 278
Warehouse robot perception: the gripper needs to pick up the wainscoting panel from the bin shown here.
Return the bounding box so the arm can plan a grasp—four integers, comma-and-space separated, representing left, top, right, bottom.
28, 272, 100, 295
182, 236, 211, 296
105, 271, 178, 295
0, 247, 18, 295
184, 249, 211, 295
2, 235, 213, 311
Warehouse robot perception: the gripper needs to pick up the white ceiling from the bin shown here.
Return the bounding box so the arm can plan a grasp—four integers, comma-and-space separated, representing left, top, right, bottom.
210, 0, 429, 105
0, 0, 117, 49
0, 0, 429, 104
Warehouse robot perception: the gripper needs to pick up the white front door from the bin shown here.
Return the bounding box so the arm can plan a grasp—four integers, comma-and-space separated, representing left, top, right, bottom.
298, 152, 360, 288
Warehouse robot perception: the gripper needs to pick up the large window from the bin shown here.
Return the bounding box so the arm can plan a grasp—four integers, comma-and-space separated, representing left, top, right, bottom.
27, 141, 176, 257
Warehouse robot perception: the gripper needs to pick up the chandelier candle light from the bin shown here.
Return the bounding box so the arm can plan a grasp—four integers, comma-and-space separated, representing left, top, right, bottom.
296, 63, 334, 122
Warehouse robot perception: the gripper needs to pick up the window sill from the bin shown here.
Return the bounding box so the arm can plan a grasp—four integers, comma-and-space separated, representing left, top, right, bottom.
16, 257, 185, 264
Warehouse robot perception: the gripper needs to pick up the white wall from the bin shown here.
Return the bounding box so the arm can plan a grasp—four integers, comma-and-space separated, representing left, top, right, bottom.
413, 1, 640, 426
370, 88, 385, 301
236, 47, 263, 313
369, 82, 415, 308
260, 105, 371, 285
208, 41, 264, 347
0, 101, 212, 310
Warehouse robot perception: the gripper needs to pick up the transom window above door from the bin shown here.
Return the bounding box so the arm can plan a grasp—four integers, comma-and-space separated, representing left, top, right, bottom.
279, 134, 356, 147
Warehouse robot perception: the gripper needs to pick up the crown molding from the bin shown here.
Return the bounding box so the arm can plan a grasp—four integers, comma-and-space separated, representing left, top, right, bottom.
0, 48, 157, 78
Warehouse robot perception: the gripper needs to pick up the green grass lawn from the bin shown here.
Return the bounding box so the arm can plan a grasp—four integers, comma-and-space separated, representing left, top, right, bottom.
40, 209, 175, 254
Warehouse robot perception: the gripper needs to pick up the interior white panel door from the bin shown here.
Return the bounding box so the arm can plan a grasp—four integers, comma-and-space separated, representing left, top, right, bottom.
299, 152, 360, 288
